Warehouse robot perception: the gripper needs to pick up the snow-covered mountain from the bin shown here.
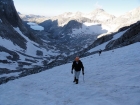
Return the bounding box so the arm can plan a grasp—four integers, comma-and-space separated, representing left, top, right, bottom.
0, 2, 140, 104
83, 20, 140, 56
84, 8, 115, 22
18, 12, 46, 22
1, 19, 139, 84
0, 0, 65, 76
112, 6, 140, 31
20, 6, 140, 34
19, 9, 116, 55
0, 42, 140, 105
19, 7, 140, 56
20, 8, 115, 25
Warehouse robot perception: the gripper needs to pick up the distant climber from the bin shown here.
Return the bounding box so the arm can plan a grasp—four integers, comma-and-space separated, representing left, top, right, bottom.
98, 49, 102, 56
71, 57, 84, 84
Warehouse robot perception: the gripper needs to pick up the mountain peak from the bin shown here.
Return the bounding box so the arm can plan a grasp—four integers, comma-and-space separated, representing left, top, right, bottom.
90, 8, 106, 15
94, 8, 105, 12
17, 12, 21, 15
128, 6, 140, 13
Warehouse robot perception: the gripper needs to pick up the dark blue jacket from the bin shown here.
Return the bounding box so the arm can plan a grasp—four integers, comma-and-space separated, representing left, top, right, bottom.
72, 60, 84, 71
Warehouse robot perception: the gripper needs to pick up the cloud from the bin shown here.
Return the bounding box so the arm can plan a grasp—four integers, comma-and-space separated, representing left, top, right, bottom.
94, 2, 103, 9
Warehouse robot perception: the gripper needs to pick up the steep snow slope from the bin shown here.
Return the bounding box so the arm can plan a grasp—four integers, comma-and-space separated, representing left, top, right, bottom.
0, 26, 59, 70
88, 29, 129, 53
0, 0, 61, 72
13, 27, 48, 57
71, 23, 110, 36
0, 42, 140, 105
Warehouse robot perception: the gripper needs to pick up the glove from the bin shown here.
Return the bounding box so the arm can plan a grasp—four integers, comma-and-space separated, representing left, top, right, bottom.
71, 70, 73, 74
82, 71, 84, 75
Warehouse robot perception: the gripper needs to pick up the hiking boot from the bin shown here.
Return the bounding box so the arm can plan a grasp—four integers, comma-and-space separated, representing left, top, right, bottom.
73, 77, 76, 82
76, 79, 78, 84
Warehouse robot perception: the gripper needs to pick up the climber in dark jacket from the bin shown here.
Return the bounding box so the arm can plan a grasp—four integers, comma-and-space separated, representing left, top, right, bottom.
98, 49, 102, 56
71, 57, 84, 84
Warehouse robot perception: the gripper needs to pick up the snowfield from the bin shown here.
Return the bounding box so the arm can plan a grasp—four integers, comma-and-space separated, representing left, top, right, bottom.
70, 22, 117, 38
0, 36, 22, 51
0, 43, 140, 105
72, 23, 107, 35
88, 29, 129, 53
0, 19, 2, 23
71, 22, 116, 37
0, 27, 60, 70
27, 22, 44, 31
13, 27, 59, 57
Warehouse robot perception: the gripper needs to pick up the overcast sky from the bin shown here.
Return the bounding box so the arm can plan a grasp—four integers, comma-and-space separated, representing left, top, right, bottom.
13, 0, 140, 17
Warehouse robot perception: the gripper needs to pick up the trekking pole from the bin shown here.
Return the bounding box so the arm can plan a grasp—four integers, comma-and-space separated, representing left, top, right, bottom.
83, 74, 85, 82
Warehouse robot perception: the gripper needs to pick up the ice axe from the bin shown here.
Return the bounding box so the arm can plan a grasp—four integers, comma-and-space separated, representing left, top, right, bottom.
83, 74, 85, 82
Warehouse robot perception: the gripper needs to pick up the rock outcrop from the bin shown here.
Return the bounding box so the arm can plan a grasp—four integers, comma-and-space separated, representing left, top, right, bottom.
106, 21, 140, 50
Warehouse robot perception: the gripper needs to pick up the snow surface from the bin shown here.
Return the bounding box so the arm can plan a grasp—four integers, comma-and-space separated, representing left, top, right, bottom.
0, 52, 18, 70
63, 13, 75, 18
84, 14, 111, 21
14, 27, 59, 57
0, 52, 10, 60
0, 27, 59, 70
88, 41, 110, 53
0, 62, 18, 70
0, 36, 22, 51
0, 19, 2, 23
27, 22, 44, 31
14, 27, 45, 56
72, 23, 107, 36
0, 72, 21, 78
71, 22, 116, 37
88, 29, 128, 53
112, 29, 128, 40
0, 42, 140, 105
17, 52, 44, 68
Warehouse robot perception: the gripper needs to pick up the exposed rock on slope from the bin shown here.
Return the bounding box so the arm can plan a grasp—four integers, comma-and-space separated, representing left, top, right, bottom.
106, 21, 140, 49
0, 0, 62, 75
